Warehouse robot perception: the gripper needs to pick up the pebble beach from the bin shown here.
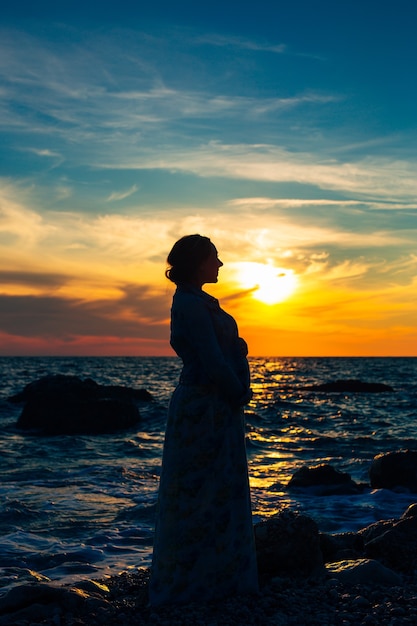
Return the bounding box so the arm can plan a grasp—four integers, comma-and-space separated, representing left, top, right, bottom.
3, 567, 417, 626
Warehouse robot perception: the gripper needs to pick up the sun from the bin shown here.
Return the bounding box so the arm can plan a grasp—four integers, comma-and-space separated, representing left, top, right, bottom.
235, 262, 298, 305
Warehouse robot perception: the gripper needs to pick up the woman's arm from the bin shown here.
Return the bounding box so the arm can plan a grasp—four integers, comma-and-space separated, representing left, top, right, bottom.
174, 296, 246, 404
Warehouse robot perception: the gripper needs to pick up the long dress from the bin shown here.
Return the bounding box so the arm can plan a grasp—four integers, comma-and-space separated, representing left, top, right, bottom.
149, 284, 259, 606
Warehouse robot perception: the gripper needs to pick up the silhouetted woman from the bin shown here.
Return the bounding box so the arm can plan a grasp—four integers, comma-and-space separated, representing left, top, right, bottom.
149, 234, 258, 605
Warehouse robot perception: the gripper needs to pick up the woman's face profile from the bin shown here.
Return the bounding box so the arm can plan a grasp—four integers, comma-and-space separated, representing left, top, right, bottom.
197, 244, 223, 285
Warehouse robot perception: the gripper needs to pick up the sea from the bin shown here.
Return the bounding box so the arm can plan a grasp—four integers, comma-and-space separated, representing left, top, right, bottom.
1, 356, 417, 596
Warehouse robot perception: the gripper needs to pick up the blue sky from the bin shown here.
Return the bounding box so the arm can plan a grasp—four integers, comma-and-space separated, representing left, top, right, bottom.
1, 0, 416, 355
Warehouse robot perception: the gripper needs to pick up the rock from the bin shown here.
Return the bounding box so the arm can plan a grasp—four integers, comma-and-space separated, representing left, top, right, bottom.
9, 374, 152, 435
287, 463, 362, 495
9, 374, 153, 403
254, 509, 325, 580
358, 518, 396, 544
320, 531, 365, 563
402, 503, 417, 517
363, 515, 417, 573
326, 558, 402, 586
303, 379, 394, 393
17, 396, 140, 435
356, 504, 417, 574
369, 449, 417, 491
0, 582, 110, 624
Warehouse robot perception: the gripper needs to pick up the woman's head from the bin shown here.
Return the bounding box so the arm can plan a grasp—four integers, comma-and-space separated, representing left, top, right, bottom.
166, 234, 222, 286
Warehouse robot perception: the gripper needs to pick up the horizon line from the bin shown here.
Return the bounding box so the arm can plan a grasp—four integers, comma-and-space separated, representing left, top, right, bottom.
0, 354, 415, 359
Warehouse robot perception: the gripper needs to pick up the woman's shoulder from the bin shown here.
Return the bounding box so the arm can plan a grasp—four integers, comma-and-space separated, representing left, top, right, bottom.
173, 285, 198, 303
174, 285, 217, 305
172, 286, 201, 310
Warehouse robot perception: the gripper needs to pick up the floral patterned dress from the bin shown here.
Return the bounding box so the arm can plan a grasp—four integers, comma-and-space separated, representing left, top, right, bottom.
149, 285, 259, 606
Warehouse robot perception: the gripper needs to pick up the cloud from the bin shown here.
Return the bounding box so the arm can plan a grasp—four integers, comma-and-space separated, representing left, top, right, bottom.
228, 197, 417, 211
308, 259, 370, 281
194, 33, 287, 54
1, 179, 414, 295
111, 86, 337, 125
0, 181, 171, 273
0, 27, 339, 158
0, 183, 57, 247
106, 185, 139, 202
100, 142, 417, 200
192, 32, 325, 61
25, 148, 62, 158
4, 25, 415, 210
0, 285, 170, 340
0, 270, 66, 290
54, 185, 73, 200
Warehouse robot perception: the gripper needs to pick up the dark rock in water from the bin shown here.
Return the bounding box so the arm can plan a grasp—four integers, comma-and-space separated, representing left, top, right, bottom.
254, 509, 324, 580
10, 374, 152, 435
303, 379, 394, 393
361, 514, 417, 574
287, 463, 363, 495
9, 374, 153, 403
17, 396, 140, 435
369, 449, 417, 492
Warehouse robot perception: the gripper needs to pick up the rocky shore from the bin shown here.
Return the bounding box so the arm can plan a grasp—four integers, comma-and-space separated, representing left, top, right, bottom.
3, 501, 417, 626
2, 565, 417, 626
84, 567, 417, 626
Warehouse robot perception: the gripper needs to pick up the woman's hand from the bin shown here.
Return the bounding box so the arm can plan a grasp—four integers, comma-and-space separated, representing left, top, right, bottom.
238, 337, 249, 357
238, 387, 253, 406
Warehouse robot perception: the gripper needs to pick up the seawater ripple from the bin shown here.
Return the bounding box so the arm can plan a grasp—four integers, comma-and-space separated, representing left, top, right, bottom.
0, 356, 417, 593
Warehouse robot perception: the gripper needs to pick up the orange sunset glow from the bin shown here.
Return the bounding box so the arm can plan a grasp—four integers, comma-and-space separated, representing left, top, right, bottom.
0, 195, 416, 356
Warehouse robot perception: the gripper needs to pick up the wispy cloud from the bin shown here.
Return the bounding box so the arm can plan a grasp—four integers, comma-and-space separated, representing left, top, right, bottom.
98, 142, 417, 201
5, 26, 414, 207
0, 28, 337, 149
194, 33, 287, 54
25, 148, 62, 158
106, 185, 139, 202
0, 182, 56, 247
228, 197, 417, 212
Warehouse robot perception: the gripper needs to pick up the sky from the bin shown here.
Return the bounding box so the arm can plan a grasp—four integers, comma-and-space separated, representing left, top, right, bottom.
1, 0, 416, 356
